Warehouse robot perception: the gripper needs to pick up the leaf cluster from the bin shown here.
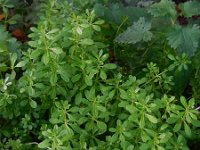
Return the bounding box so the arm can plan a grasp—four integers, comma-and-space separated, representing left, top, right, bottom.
0, 0, 200, 150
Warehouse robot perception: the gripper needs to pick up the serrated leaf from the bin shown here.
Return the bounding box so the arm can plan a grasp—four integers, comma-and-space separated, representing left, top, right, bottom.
149, 0, 176, 19
167, 25, 200, 56
94, 3, 150, 25
179, 1, 200, 17
115, 17, 153, 44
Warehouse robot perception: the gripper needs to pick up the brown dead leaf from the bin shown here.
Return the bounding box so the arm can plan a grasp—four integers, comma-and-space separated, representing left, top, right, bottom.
12, 28, 28, 42
0, 13, 5, 20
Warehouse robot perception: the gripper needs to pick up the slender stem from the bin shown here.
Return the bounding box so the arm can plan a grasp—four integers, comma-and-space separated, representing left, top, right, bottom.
196, 106, 200, 110
116, 16, 128, 36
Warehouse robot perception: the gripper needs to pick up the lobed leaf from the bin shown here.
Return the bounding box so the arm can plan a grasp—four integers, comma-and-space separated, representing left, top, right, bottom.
115, 17, 153, 44
167, 24, 200, 56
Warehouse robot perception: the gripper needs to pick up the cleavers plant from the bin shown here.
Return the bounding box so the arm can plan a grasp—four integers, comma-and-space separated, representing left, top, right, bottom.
0, 0, 200, 150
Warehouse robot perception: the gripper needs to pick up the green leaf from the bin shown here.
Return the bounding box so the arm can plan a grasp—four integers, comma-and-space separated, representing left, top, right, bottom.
167, 54, 175, 60
50, 73, 57, 86
103, 63, 117, 70
28, 86, 35, 96
108, 89, 115, 99
10, 53, 17, 67
100, 69, 107, 80
167, 117, 179, 124
85, 75, 93, 86
30, 49, 42, 59
184, 122, 191, 136
15, 61, 27, 68
120, 89, 130, 100
92, 25, 101, 31
42, 53, 50, 65
0, 42, 8, 52
97, 105, 107, 112
38, 139, 50, 148
0, 63, 8, 72
141, 131, 150, 142
149, 0, 176, 19
76, 27, 83, 35
101, 53, 109, 61
28, 41, 38, 48
126, 103, 139, 113
75, 92, 83, 105
47, 28, 59, 34
160, 124, 169, 131
94, 20, 105, 25
127, 145, 134, 150
167, 25, 200, 56
30, 100, 37, 108
145, 114, 158, 123
58, 66, 70, 83
188, 98, 195, 107
50, 47, 63, 54
115, 17, 153, 44
173, 122, 182, 132
191, 120, 200, 127
71, 74, 81, 83
180, 96, 187, 107
159, 133, 169, 143
179, 1, 200, 17
97, 121, 107, 134
94, 3, 149, 25
157, 145, 165, 150
80, 39, 94, 45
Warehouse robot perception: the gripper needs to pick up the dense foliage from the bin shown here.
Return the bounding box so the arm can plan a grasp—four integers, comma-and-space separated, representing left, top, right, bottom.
0, 0, 200, 149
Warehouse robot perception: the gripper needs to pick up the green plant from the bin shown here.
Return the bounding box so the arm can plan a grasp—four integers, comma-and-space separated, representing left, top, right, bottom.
0, 0, 200, 149
95, 0, 200, 97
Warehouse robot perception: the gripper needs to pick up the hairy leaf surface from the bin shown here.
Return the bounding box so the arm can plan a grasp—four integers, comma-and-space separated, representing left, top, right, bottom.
167, 25, 200, 56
